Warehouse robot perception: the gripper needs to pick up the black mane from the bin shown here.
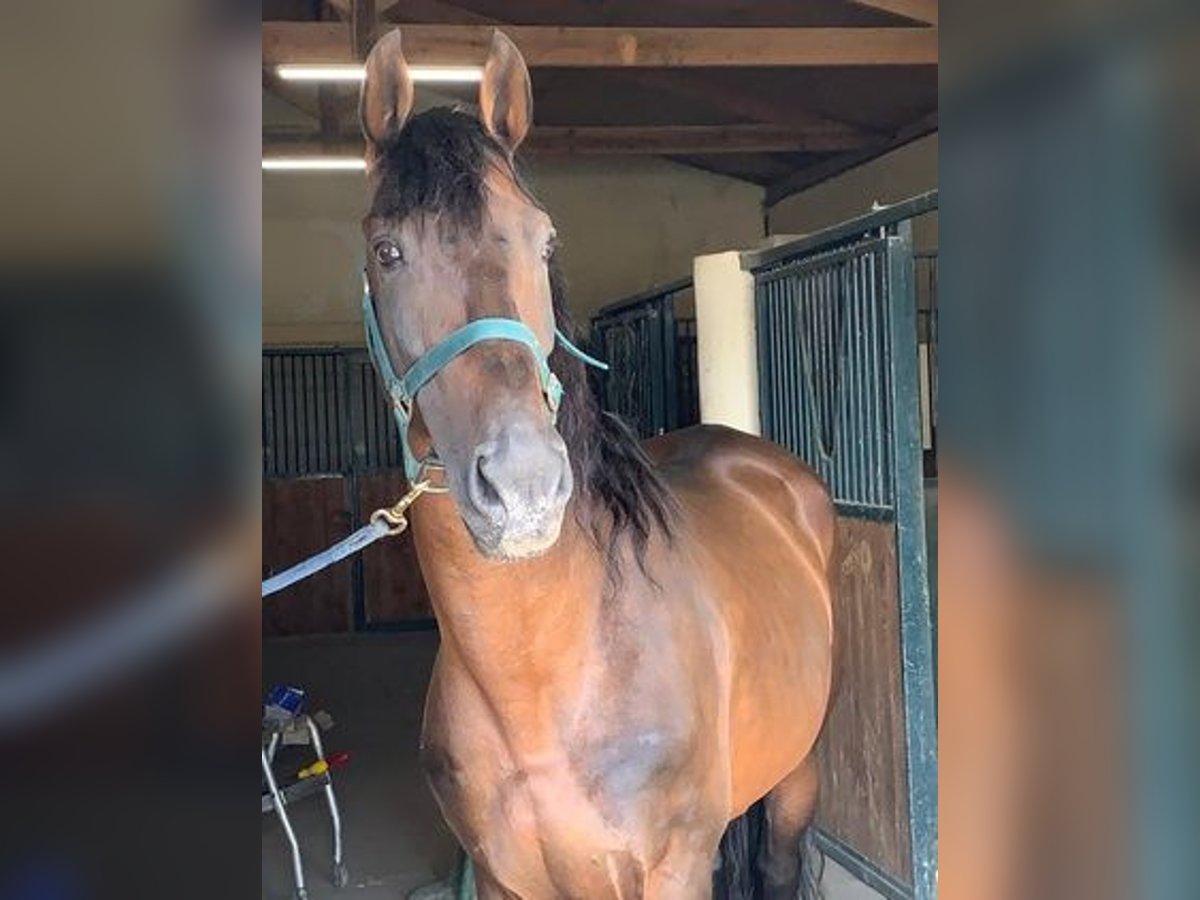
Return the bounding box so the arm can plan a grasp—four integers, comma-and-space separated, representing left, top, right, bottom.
370, 107, 676, 573
370, 107, 499, 231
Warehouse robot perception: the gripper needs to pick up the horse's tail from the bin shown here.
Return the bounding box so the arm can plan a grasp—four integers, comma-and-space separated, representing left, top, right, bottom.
712, 801, 824, 900
797, 827, 824, 900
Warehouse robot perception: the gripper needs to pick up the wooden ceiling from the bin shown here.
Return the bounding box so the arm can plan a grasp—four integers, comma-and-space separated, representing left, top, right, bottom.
262, 0, 937, 205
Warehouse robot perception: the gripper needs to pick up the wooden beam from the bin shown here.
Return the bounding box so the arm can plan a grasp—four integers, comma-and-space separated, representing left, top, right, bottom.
318, 86, 341, 138
264, 22, 351, 65
351, 0, 376, 59
764, 111, 937, 206
849, 0, 938, 26
665, 154, 794, 185
318, 0, 346, 138
328, 0, 407, 21
628, 70, 882, 141
263, 70, 320, 120
531, 125, 874, 155
382, 0, 495, 26
262, 22, 938, 67
264, 123, 878, 157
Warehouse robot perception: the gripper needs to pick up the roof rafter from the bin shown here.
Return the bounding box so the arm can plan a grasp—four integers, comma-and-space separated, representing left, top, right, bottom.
849, 0, 938, 26
262, 22, 938, 67
265, 123, 880, 157
764, 110, 937, 206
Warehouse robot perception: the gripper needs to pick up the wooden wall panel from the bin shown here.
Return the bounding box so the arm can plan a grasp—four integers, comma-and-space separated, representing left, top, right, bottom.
263, 477, 354, 636
815, 515, 912, 885
358, 473, 434, 623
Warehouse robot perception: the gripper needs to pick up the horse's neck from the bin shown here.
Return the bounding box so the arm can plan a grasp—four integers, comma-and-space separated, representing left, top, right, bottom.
411, 494, 605, 750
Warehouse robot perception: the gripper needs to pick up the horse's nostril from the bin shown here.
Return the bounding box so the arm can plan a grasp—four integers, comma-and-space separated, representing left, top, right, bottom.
470, 450, 505, 517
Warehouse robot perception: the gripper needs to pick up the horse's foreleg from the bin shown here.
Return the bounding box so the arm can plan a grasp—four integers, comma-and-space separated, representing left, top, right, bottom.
760, 756, 822, 900
646, 829, 724, 900
471, 864, 516, 900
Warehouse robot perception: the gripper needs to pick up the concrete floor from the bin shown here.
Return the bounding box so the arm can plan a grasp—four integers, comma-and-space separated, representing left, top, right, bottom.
262, 634, 881, 900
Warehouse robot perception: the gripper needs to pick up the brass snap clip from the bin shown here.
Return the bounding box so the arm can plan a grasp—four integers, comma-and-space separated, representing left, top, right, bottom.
369, 479, 435, 537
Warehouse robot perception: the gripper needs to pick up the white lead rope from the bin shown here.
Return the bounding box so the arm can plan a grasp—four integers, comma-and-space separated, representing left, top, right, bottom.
261, 478, 441, 598
262, 519, 392, 597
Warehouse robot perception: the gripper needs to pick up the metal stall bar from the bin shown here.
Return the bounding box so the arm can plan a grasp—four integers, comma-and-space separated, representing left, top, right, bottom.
590, 278, 700, 438
754, 240, 894, 518
887, 221, 937, 900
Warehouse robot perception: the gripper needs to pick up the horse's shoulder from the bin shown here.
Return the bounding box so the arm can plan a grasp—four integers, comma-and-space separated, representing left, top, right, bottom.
648, 424, 824, 489
647, 424, 835, 557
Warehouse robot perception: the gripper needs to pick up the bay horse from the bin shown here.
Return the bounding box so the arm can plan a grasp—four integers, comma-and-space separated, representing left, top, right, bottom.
359, 29, 837, 900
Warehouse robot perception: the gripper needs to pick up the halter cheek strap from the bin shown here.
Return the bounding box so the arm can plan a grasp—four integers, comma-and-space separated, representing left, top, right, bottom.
362, 282, 607, 483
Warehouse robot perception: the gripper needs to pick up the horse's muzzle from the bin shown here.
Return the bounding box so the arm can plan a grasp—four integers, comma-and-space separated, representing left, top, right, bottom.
460, 421, 573, 559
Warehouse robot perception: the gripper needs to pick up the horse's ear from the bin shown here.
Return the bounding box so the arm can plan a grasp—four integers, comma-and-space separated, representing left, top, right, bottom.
359, 29, 414, 152
478, 30, 532, 156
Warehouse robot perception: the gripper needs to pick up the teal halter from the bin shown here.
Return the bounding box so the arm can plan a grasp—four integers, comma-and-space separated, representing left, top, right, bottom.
362, 281, 608, 482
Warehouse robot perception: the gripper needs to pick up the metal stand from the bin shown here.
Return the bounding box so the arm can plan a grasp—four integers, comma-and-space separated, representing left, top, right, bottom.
262, 714, 348, 898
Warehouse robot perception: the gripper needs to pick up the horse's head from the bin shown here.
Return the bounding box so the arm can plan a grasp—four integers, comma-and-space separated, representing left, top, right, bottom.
359, 30, 572, 560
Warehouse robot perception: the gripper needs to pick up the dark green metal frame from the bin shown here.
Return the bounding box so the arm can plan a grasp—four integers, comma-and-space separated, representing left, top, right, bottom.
590, 279, 698, 438
886, 220, 937, 900
749, 194, 937, 899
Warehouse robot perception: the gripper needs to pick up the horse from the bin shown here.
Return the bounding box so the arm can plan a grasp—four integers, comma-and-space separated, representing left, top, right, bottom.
358, 29, 837, 900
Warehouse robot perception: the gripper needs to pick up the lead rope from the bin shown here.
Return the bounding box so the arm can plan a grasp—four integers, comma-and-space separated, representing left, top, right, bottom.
261, 478, 443, 598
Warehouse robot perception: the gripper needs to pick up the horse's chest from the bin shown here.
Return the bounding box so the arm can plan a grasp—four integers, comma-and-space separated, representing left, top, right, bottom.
422, 724, 686, 897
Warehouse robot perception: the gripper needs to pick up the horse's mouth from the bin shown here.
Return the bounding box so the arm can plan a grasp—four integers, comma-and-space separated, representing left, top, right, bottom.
462, 504, 566, 562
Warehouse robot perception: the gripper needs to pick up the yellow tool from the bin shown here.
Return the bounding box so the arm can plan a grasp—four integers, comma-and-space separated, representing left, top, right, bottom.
297, 759, 328, 779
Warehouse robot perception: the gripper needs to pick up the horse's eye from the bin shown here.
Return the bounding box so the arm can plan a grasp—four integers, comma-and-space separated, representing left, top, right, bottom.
541, 235, 559, 262
374, 240, 402, 268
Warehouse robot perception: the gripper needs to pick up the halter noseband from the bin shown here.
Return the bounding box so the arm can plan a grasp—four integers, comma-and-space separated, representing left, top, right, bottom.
362, 279, 608, 482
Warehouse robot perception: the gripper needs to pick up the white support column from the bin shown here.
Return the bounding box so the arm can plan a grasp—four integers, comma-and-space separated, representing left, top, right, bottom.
693, 251, 760, 436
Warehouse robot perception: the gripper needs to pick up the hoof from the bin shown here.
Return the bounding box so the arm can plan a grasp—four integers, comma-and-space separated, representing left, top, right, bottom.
407, 878, 456, 900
